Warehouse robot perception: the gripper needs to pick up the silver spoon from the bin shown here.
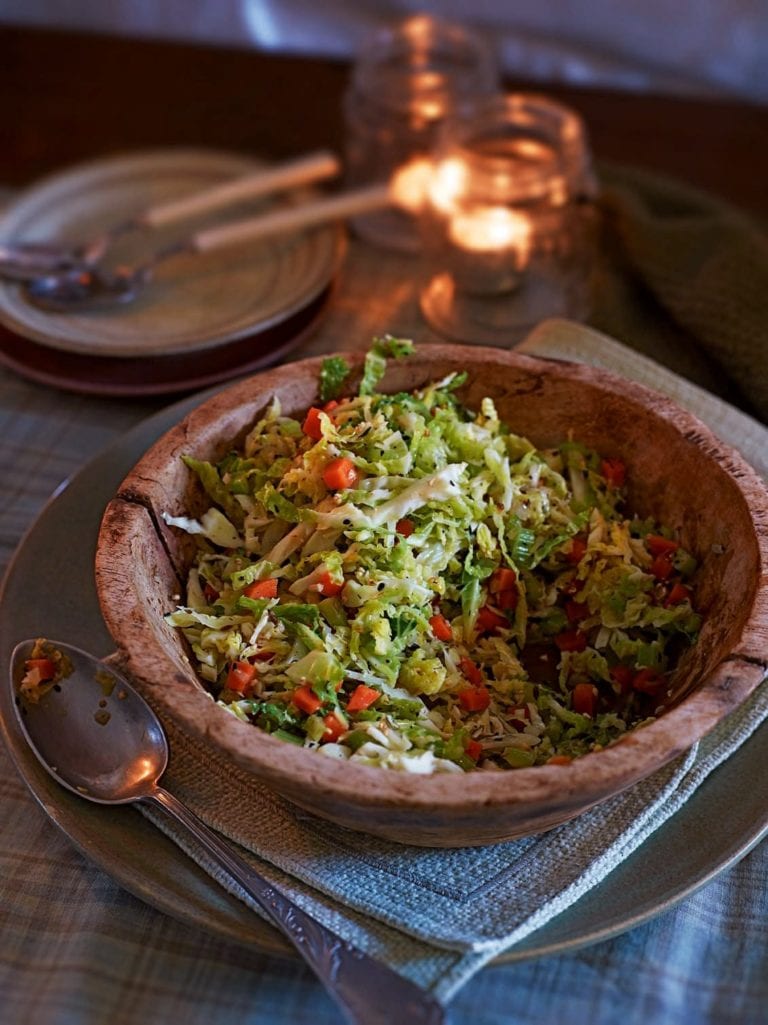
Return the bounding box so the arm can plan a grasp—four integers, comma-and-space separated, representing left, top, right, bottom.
0, 241, 89, 281
23, 184, 392, 312
0, 150, 341, 283
10, 639, 443, 1025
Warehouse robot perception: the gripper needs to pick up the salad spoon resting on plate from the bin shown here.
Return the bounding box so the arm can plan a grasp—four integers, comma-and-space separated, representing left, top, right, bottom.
0, 150, 340, 283
23, 183, 393, 313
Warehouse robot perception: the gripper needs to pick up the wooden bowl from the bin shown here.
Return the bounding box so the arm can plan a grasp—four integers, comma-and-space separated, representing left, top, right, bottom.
95, 343, 768, 847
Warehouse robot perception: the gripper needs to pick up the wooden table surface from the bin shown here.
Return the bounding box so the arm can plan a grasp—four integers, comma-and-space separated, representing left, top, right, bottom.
3, 26, 767, 218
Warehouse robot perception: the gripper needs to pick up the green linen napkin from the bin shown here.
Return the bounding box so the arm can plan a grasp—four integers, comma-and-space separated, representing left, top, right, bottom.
141, 323, 768, 1006
590, 164, 768, 423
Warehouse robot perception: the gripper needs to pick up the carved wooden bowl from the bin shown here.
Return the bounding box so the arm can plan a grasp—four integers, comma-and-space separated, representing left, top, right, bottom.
95, 343, 768, 847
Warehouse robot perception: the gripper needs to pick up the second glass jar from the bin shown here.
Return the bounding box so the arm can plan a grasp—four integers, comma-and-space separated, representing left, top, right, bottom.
344, 15, 498, 251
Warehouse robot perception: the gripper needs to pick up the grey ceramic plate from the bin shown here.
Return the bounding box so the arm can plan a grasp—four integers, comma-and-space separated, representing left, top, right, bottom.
0, 150, 343, 358
1, 391, 767, 963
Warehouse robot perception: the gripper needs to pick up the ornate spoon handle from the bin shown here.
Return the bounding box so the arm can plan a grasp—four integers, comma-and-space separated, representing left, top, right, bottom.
149, 787, 445, 1025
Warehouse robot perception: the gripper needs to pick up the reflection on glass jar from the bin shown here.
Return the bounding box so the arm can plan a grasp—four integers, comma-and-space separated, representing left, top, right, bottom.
419, 93, 598, 345
344, 15, 498, 251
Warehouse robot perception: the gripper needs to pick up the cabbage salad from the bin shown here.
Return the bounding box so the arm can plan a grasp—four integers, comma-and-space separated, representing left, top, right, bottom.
165, 337, 700, 775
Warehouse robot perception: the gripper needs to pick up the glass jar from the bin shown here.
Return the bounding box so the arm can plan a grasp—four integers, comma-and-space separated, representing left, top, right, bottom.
419, 93, 598, 344
344, 15, 498, 251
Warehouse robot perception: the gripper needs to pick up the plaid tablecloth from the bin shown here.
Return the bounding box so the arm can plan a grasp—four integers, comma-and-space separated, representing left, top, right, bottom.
2, 178, 768, 1024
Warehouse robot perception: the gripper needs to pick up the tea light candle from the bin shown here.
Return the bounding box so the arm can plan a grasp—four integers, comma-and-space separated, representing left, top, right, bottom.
451, 205, 531, 256
448, 206, 530, 255
445, 205, 532, 294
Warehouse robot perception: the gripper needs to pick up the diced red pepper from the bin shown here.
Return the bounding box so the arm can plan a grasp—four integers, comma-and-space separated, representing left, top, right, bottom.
323, 399, 339, 413
600, 457, 626, 489
609, 664, 635, 693
489, 567, 517, 594
292, 684, 323, 715
225, 660, 257, 695
572, 682, 597, 716
302, 406, 325, 441
465, 739, 484, 762
555, 630, 588, 653
633, 668, 667, 696
315, 571, 343, 597
323, 457, 360, 491
547, 754, 572, 766
476, 605, 507, 634
459, 657, 483, 686
650, 553, 675, 581
346, 684, 380, 712
457, 686, 491, 712
646, 534, 679, 557
203, 582, 220, 603
564, 600, 589, 623
566, 536, 587, 564
429, 613, 453, 641
244, 577, 278, 600
665, 581, 691, 607
321, 712, 348, 743
395, 517, 415, 537
496, 589, 519, 611
24, 657, 56, 681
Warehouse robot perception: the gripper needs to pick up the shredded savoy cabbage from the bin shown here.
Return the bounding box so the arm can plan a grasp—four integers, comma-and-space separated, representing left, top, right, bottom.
164, 337, 701, 775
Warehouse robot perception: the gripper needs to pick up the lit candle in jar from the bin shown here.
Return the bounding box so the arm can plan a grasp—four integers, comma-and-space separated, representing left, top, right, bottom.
445, 205, 532, 295
449, 206, 532, 265
420, 156, 533, 294
419, 93, 596, 343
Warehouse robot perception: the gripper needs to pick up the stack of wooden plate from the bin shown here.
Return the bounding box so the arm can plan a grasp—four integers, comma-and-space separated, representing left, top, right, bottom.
0, 150, 343, 396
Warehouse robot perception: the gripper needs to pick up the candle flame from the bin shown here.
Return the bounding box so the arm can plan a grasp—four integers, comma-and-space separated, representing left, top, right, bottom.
449, 206, 532, 257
